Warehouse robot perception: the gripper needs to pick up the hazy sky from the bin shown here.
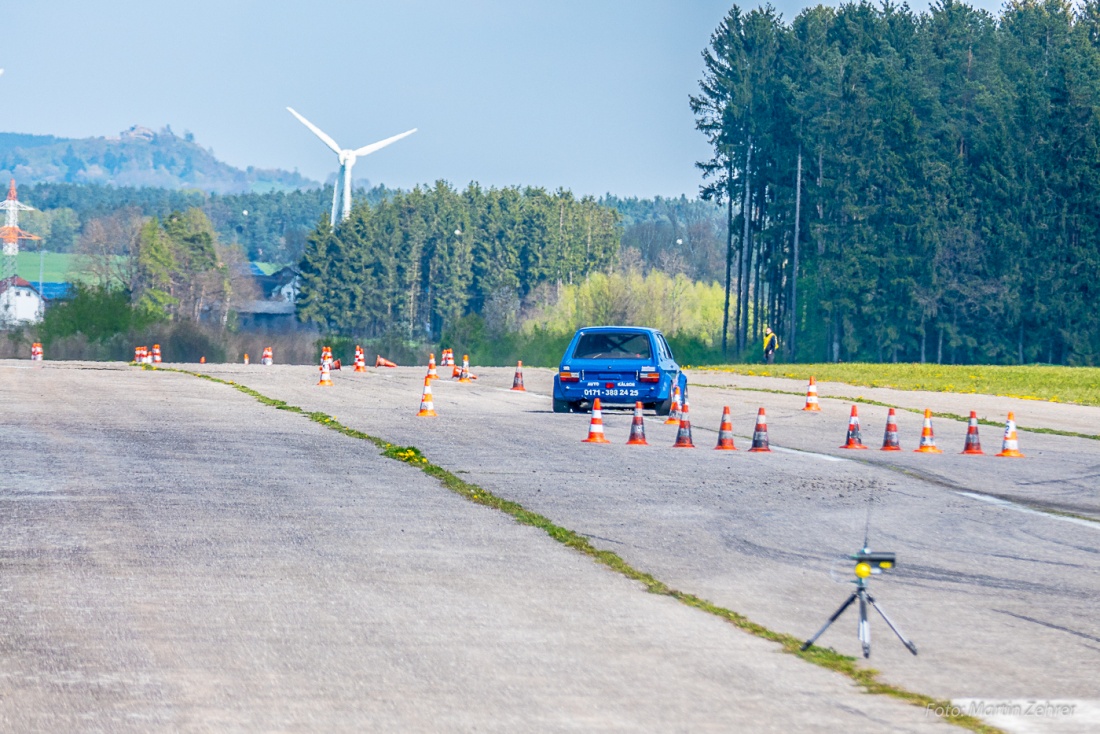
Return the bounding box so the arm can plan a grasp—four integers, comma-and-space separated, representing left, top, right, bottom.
8, 0, 1003, 199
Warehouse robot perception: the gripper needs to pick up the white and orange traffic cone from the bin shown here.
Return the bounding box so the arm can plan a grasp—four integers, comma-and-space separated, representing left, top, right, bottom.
996, 412, 1025, 457
427, 353, 438, 380
322, 347, 333, 369
134, 346, 142, 363
881, 408, 901, 451
458, 355, 472, 383
664, 386, 683, 425
511, 361, 526, 391
673, 400, 695, 448
152, 344, 162, 364
748, 407, 771, 452
582, 398, 610, 443
914, 409, 942, 453
376, 355, 397, 368
840, 405, 868, 449
626, 401, 648, 445
961, 411, 984, 455
803, 376, 821, 411
262, 346, 273, 365
715, 406, 737, 450
318, 361, 333, 386
416, 376, 437, 417
30, 342, 42, 361
243, 353, 250, 365
354, 346, 367, 373
441, 349, 454, 367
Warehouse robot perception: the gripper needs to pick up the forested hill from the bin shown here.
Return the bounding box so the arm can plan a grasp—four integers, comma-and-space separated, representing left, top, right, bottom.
0, 126, 318, 194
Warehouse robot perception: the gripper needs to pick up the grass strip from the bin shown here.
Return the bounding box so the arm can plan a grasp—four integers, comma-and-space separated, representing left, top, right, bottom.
141, 364, 1002, 734
695, 363, 1100, 407
693, 382, 1100, 441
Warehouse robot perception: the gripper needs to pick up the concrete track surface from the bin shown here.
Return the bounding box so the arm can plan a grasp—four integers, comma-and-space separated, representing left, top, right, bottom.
1, 360, 1097, 732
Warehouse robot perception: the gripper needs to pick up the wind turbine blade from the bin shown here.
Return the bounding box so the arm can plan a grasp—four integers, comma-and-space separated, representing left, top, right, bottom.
286, 107, 342, 155
353, 128, 417, 157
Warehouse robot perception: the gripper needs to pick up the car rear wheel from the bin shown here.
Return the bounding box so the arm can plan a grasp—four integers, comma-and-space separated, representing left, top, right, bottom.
655, 395, 673, 416
553, 398, 573, 413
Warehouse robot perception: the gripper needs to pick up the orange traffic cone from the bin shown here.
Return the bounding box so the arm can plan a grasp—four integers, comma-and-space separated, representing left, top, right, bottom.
427, 353, 438, 380
582, 398, 610, 443
803, 376, 821, 411
840, 405, 868, 449
664, 386, 683, 425
321, 346, 333, 368
748, 408, 771, 452
673, 400, 695, 448
914, 409, 942, 453
376, 355, 397, 368
458, 355, 472, 383
881, 408, 901, 450
511, 361, 526, 391
715, 406, 737, 450
199, 356, 206, 364
318, 361, 333, 386
626, 401, 648, 445
441, 349, 454, 367
354, 346, 367, 372
416, 376, 437, 417
243, 353, 250, 365
152, 344, 162, 364
262, 347, 273, 366
996, 412, 1025, 457
961, 411, 984, 455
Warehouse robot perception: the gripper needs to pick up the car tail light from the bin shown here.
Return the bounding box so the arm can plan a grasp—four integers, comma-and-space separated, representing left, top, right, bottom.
559, 372, 580, 383
639, 370, 660, 383
605, 382, 615, 389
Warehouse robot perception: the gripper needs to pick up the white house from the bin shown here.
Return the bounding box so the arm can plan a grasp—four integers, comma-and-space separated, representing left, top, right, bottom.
0, 277, 44, 325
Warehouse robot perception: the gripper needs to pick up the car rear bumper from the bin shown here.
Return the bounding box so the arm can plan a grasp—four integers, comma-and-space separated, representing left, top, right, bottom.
554, 377, 669, 405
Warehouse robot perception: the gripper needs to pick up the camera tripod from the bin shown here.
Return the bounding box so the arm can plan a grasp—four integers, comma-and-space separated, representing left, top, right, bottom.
801, 575, 918, 659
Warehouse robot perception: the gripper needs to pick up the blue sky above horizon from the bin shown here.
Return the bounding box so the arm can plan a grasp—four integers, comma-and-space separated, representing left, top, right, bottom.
9, 0, 1003, 199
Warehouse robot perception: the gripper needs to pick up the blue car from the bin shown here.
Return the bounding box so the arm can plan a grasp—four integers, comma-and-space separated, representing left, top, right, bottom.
553, 326, 687, 414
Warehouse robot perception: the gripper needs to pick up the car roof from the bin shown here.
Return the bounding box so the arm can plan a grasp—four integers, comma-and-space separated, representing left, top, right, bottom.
574, 326, 663, 335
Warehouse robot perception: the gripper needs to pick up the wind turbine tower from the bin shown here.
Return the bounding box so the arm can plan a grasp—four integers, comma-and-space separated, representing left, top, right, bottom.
287, 107, 416, 226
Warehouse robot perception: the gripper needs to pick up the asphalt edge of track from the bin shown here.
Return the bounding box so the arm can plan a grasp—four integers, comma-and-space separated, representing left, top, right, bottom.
138, 363, 1003, 734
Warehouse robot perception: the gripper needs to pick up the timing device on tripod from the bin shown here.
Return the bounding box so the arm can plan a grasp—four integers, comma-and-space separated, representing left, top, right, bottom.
800, 545, 918, 659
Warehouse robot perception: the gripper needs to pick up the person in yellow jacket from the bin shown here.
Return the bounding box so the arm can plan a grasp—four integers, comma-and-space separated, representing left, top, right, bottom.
762, 327, 778, 364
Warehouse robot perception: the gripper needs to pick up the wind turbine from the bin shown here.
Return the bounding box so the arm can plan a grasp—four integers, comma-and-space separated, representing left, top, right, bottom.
287, 107, 416, 226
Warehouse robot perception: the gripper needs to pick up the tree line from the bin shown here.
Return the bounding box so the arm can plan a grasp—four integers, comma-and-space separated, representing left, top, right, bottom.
694, 0, 1100, 365
23, 182, 395, 264
296, 182, 621, 340
78, 207, 256, 325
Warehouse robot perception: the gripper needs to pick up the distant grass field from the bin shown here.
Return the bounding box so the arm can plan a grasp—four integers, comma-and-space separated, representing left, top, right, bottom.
14, 251, 80, 282
697, 363, 1100, 407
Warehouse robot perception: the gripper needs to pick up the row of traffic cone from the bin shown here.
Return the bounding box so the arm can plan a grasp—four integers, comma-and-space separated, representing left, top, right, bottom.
583, 399, 773, 451
805, 377, 1024, 456
841, 405, 1023, 456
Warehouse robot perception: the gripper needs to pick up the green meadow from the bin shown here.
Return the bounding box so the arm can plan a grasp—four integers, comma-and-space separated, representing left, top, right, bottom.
699, 363, 1100, 407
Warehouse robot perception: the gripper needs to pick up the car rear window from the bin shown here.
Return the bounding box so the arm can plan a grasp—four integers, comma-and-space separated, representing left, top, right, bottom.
572, 332, 652, 360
